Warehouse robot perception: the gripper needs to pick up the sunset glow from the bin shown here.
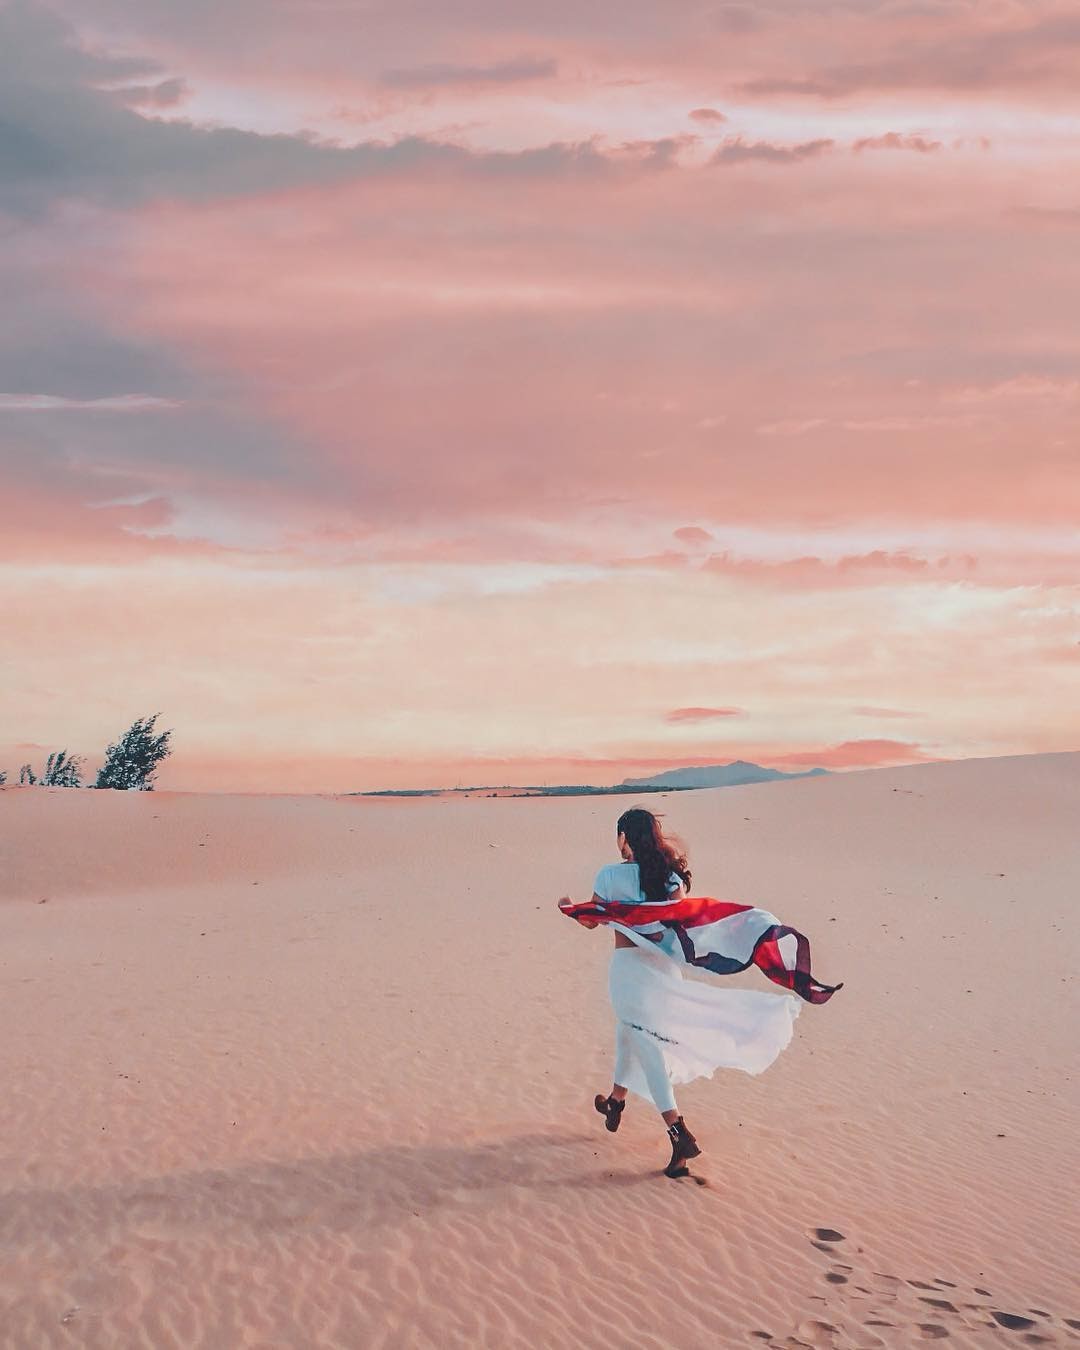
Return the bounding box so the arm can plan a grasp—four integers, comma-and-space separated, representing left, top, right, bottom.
2, 0, 1078, 790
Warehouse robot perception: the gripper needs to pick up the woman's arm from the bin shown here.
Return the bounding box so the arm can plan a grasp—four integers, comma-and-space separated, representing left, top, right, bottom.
557, 894, 605, 928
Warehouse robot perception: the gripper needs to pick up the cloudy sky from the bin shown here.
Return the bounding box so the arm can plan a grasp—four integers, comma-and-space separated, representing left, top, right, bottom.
1, 0, 1077, 792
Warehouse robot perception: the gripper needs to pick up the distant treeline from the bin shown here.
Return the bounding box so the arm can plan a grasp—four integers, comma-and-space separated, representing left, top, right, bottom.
0, 713, 173, 791
357, 783, 697, 798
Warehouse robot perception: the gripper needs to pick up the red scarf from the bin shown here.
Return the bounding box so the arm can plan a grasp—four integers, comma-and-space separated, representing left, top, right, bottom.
560, 893, 842, 1005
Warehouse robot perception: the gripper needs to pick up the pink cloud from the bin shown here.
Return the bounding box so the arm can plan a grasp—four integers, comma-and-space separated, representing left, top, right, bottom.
3, 549, 1073, 790
665, 707, 744, 723
113, 77, 189, 108
766, 740, 944, 769
700, 551, 935, 588
99, 146, 1079, 543
48, 0, 1080, 109
1038, 643, 1080, 664
852, 133, 943, 153
944, 375, 1080, 404
1007, 207, 1080, 229
673, 526, 714, 546
379, 55, 559, 89
710, 137, 834, 165
733, 9, 1080, 102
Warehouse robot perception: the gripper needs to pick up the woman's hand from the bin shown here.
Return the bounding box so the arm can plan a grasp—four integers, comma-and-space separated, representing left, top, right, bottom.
558, 896, 598, 928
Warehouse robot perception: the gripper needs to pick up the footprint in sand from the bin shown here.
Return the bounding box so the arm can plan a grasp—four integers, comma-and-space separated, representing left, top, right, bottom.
808, 1227, 848, 1256
794, 1319, 843, 1345
989, 1311, 1038, 1331
796, 1317, 886, 1348
799, 1231, 1076, 1347
866, 1272, 904, 1301
919, 1298, 960, 1313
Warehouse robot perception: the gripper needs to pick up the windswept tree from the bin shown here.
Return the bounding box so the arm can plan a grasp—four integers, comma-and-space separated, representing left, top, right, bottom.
15, 750, 86, 786
94, 713, 174, 791
42, 750, 85, 786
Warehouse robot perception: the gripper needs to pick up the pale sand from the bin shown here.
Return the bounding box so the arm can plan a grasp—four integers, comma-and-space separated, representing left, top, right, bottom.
1, 751, 1078, 1349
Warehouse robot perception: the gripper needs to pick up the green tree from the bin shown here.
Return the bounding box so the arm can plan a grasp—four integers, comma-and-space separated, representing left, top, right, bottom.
94, 713, 174, 791
42, 750, 85, 786
14, 751, 84, 786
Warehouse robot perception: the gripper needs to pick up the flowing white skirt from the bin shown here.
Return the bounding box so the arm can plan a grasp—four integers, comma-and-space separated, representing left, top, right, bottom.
607, 927, 802, 1106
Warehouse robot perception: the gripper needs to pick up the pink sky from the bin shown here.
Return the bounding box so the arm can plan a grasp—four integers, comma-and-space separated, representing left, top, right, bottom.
1, 0, 1078, 791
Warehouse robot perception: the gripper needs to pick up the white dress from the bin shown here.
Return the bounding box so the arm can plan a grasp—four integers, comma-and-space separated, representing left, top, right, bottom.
596, 863, 802, 1106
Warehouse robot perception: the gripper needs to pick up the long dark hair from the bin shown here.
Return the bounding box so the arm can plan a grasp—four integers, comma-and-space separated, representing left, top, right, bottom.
617, 807, 692, 903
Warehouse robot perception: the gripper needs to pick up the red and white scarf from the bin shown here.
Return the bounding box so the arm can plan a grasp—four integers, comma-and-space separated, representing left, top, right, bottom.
560, 893, 842, 1004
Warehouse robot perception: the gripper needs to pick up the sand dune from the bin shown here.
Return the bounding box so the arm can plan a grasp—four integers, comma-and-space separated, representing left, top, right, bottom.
1, 751, 1078, 1348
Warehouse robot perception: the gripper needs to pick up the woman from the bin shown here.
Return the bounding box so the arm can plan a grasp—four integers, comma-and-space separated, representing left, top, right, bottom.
559, 807, 805, 1179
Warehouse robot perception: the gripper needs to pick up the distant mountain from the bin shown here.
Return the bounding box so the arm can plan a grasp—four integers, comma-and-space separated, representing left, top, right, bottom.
353, 759, 830, 797
618, 760, 829, 789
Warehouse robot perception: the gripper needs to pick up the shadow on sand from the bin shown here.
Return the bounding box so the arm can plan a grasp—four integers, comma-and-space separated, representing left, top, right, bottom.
2, 1130, 660, 1248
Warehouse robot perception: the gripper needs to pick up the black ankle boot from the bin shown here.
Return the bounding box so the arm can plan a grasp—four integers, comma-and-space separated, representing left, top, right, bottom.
594, 1093, 625, 1133
664, 1117, 701, 1177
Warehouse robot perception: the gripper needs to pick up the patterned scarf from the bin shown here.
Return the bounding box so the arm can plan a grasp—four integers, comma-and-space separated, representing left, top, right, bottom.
560, 893, 843, 1004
